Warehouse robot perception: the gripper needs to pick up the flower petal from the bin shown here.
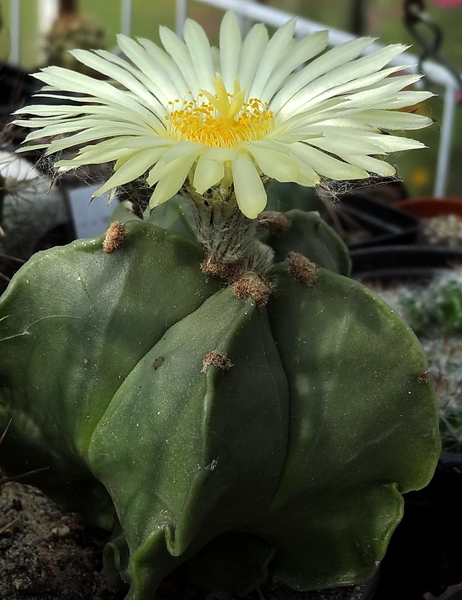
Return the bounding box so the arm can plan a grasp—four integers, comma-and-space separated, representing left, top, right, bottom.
94, 47, 180, 101
92, 148, 167, 198
232, 152, 267, 218
294, 44, 408, 110
248, 18, 296, 100
281, 65, 404, 117
219, 11, 242, 90
292, 142, 369, 180
238, 23, 269, 93
340, 154, 396, 177
14, 102, 160, 127
149, 153, 199, 207
115, 35, 182, 103
43, 127, 153, 155
344, 73, 423, 107
193, 151, 229, 193
138, 36, 190, 97
57, 137, 173, 165
69, 48, 166, 115
352, 109, 432, 130
307, 133, 383, 155
247, 143, 301, 182
31, 67, 158, 126
147, 143, 202, 186
183, 19, 215, 89
260, 30, 329, 103
373, 90, 434, 109
242, 139, 320, 186
271, 36, 375, 114
159, 25, 201, 95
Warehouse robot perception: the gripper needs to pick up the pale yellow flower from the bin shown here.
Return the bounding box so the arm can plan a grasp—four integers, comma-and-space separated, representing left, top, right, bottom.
14, 12, 432, 218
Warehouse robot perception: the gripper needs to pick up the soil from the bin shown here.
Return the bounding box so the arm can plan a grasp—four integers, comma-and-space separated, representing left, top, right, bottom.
0, 474, 366, 600
0, 476, 123, 600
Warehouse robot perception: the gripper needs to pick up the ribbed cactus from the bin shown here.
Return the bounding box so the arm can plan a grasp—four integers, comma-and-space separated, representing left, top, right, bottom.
396, 269, 462, 453
0, 196, 440, 600
42, 12, 105, 75
0, 151, 69, 289
400, 268, 462, 336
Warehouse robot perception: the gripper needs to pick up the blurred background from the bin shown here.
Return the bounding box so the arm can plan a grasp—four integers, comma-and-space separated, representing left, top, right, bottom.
0, 0, 461, 199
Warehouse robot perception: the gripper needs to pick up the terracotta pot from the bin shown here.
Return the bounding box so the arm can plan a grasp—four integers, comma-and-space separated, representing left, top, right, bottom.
394, 197, 462, 219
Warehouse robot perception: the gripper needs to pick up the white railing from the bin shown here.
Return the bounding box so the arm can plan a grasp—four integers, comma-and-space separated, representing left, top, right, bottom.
7, 0, 459, 197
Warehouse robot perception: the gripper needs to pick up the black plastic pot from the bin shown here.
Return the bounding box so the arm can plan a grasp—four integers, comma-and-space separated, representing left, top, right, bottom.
373, 453, 462, 600
338, 194, 420, 249
350, 571, 381, 600
0, 61, 42, 117
350, 246, 462, 599
350, 244, 462, 282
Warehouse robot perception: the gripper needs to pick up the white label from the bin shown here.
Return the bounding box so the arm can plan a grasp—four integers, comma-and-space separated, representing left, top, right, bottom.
68, 185, 114, 239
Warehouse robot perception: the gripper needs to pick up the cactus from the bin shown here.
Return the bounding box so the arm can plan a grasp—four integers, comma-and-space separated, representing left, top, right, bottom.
400, 268, 462, 336
396, 269, 462, 453
42, 12, 105, 75
0, 195, 440, 599
2, 11, 440, 598
420, 214, 462, 249
0, 151, 70, 290
366, 270, 462, 454
425, 336, 462, 453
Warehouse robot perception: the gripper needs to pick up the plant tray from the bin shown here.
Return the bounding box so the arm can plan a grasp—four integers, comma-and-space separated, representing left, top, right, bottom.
350, 244, 462, 282
338, 194, 420, 249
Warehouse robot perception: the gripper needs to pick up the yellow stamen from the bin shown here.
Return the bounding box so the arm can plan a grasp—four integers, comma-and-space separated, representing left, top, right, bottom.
166, 75, 274, 148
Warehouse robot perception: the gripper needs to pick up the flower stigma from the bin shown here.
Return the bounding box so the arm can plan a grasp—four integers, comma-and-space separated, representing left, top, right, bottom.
165, 74, 274, 148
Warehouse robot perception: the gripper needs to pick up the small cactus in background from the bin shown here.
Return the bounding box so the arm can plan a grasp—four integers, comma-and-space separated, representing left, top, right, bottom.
367, 269, 462, 454
420, 214, 462, 249
42, 0, 105, 75
1, 12, 440, 600
400, 268, 462, 335
421, 337, 462, 453
398, 268, 462, 453
0, 150, 70, 290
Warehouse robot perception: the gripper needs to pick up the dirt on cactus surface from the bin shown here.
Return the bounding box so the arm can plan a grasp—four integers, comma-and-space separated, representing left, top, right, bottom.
0, 474, 365, 600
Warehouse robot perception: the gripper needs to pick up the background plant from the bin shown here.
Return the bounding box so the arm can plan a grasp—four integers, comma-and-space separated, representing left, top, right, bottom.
368, 268, 462, 454
0, 150, 70, 292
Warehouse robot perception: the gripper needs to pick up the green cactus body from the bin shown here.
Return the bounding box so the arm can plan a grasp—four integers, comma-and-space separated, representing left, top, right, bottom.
0, 207, 440, 599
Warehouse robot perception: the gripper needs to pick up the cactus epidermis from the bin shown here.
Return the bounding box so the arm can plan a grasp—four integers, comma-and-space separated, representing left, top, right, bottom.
0, 212, 440, 599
